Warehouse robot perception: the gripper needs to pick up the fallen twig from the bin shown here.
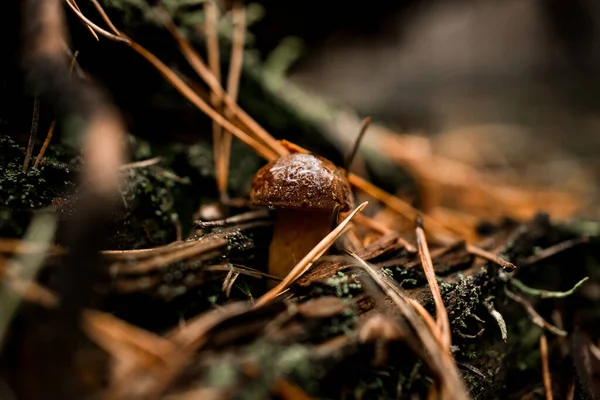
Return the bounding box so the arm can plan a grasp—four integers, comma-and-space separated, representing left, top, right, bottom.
540, 334, 553, 400
504, 289, 567, 336
415, 216, 451, 352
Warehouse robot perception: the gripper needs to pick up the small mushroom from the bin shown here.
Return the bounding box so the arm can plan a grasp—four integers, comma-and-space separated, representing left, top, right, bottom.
249, 153, 353, 279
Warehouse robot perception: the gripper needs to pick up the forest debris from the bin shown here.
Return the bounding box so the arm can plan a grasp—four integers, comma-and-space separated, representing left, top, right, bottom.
510, 276, 589, 299
344, 116, 371, 177
33, 47, 84, 170
504, 289, 567, 336
521, 236, 589, 266
272, 379, 315, 400
0, 238, 64, 256
152, 5, 287, 158
296, 296, 351, 319
540, 334, 553, 400
83, 309, 177, 377
371, 125, 586, 224
349, 253, 469, 399
415, 216, 451, 352
203, 0, 225, 199
357, 313, 405, 366
3, 2, 596, 399
109, 236, 227, 275
194, 209, 270, 228
483, 297, 508, 343
355, 232, 404, 260
219, 1, 247, 201
466, 244, 516, 272
0, 213, 57, 345
350, 213, 417, 253
119, 157, 163, 171
23, 95, 40, 171
221, 269, 239, 298
572, 329, 600, 400
76, 0, 280, 161
33, 121, 56, 169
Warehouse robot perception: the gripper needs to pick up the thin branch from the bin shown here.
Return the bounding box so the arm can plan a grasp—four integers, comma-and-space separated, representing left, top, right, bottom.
110, 237, 227, 275
415, 216, 451, 352
221, 269, 239, 298
349, 213, 417, 253
193, 209, 270, 228
66, 0, 99, 40
521, 236, 589, 266
504, 288, 567, 336
65, 0, 277, 166
34, 49, 81, 169
33, 119, 56, 169
348, 253, 468, 399
119, 156, 162, 171
63, 0, 129, 43
220, 0, 246, 200
153, 6, 288, 157
204, 1, 225, 199
89, 0, 121, 35
126, 38, 278, 160
484, 297, 507, 342
511, 276, 589, 299
102, 240, 196, 259
23, 96, 40, 170
344, 116, 371, 177
540, 334, 553, 400
466, 244, 517, 272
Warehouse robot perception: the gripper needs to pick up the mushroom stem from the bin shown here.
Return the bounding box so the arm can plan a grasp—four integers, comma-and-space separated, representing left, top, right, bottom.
268, 209, 333, 280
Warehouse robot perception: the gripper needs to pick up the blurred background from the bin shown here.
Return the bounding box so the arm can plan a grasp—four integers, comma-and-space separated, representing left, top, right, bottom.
245, 0, 600, 220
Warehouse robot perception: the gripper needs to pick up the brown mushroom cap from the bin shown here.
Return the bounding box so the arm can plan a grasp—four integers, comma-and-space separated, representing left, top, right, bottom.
249, 153, 353, 212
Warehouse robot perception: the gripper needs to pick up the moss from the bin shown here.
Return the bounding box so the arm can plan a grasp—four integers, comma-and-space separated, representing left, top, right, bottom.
447, 274, 485, 330
392, 265, 425, 289
315, 305, 357, 340
201, 341, 321, 400
324, 271, 362, 299
108, 165, 181, 248
0, 134, 78, 237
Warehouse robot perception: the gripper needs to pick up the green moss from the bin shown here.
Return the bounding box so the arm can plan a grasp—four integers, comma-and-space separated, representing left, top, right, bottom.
0, 134, 78, 237
201, 341, 321, 400
324, 271, 362, 299
108, 165, 181, 248
447, 275, 485, 332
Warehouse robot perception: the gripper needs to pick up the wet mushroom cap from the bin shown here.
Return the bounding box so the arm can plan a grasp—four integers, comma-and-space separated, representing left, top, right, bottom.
250, 153, 353, 212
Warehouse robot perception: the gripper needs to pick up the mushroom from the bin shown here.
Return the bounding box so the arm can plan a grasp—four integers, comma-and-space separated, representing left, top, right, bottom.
249, 153, 354, 279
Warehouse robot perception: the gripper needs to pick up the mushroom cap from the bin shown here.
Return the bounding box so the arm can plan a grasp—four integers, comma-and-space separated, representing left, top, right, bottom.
250, 153, 353, 212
